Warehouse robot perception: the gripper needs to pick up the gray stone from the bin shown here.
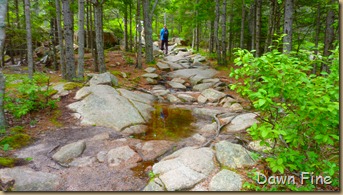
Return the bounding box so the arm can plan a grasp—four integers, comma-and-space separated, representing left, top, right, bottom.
197, 95, 207, 104
157, 62, 170, 70
152, 147, 215, 191
200, 88, 226, 102
168, 81, 186, 89
202, 78, 220, 83
192, 133, 206, 143
167, 69, 217, 82
70, 156, 96, 167
166, 94, 181, 103
139, 140, 174, 161
152, 89, 170, 96
73, 86, 92, 100
177, 94, 196, 102
145, 67, 157, 73
163, 61, 184, 70
142, 73, 159, 79
89, 72, 119, 87
117, 88, 156, 104
122, 125, 148, 135
215, 140, 255, 169
0, 167, 60, 191
192, 107, 223, 118
146, 78, 158, 84
152, 85, 166, 90
51, 82, 71, 99
192, 55, 206, 63
209, 169, 242, 191
68, 85, 152, 130
52, 140, 86, 163
199, 122, 217, 133
107, 145, 142, 167
224, 113, 259, 132
171, 78, 186, 84
248, 140, 271, 152
229, 103, 244, 112
193, 83, 215, 91
96, 151, 107, 163
90, 132, 110, 141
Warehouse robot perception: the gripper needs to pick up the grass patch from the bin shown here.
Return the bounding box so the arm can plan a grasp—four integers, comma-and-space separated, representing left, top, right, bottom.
0, 133, 31, 149
0, 157, 15, 168
215, 65, 229, 71
63, 82, 83, 90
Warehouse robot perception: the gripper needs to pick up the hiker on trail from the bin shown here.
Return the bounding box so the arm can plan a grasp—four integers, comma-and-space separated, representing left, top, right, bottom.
160, 25, 169, 54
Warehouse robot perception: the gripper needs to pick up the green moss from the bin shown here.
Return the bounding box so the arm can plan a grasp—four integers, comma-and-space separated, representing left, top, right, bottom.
110, 70, 122, 77
63, 82, 83, 90
0, 157, 15, 168
50, 110, 63, 127
9, 126, 25, 134
0, 133, 31, 149
48, 89, 59, 96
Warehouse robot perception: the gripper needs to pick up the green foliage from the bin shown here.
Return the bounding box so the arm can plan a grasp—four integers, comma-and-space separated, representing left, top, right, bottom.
0, 157, 15, 168
0, 133, 31, 149
4, 73, 58, 118
230, 38, 339, 190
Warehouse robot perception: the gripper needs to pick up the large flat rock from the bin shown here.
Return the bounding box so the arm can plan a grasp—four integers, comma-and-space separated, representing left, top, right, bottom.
167, 69, 217, 81
209, 169, 242, 191
223, 113, 258, 132
150, 147, 215, 191
68, 85, 154, 131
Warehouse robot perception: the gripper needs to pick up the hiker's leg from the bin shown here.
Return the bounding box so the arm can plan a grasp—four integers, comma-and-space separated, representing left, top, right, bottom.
165, 40, 168, 54
160, 40, 164, 50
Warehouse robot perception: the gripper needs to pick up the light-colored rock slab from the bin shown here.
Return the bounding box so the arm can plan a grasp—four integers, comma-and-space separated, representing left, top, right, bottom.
209, 169, 242, 191
52, 140, 86, 163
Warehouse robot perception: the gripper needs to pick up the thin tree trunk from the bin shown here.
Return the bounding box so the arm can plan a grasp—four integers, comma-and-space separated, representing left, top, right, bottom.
240, 0, 245, 49
124, 2, 129, 51
129, 1, 133, 51
221, 0, 227, 65
56, 0, 66, 78
283, 0, 293, 53
78, 0, 85, 79
136, 0, 142, 69
249, 2, 255, 51
62, 0, 76, 81
265, 0, 275, 52
15, 0, 20, 28
24, 0, 34, 79
50, 18, 58, 70
255, 0, 261, 56
142, 0, 157, 63
322, 0, 335, 73
209, 20, 214, 53
228, 0, 233, 61
93, 0, 105, 73
312, 3, 321, 74
0, 0, 8, 129
214, 0, 221, 65
86, 0, 90, 48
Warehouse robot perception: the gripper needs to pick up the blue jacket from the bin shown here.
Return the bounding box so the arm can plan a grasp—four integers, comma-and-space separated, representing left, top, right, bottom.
160, 28, 168, 41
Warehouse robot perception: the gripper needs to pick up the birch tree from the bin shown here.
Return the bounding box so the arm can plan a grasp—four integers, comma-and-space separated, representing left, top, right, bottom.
0, 0, 8, 129
24, 0, 34, 78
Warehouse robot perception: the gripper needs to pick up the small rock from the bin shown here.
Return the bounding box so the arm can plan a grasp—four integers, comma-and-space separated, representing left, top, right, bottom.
201, 88, 226, 102
90, 132, 110, 141
199, 122, 217, 133
97, 151, 107, 163
107, 145, 142, 167
166, 94, 181, 103
157, 62, 170, 70
70, 156, 96, 167
145, 67, 157, 73
171, 78, 185, 84
152, 85, 166, 90
193, 83, 215, 91
89, 72, 119, 87
177, 94, 195, 102
143, 178, 165, 191
224, 113, 258, 132
192, 133, 206, 143
146, 78, 157, 84
229, 103, 244, 112
248, 140, 271, 152
202, 78, 220, 83
152, 89, 170, 96
222, 101, 232, 108
52, 140, 86, 164
209, 169, 242, 191
168, 81, 186, 89
142, 73, 159, 79
122, 125, 147, 135
121, 72, 127, 78
197, 95, 207, 104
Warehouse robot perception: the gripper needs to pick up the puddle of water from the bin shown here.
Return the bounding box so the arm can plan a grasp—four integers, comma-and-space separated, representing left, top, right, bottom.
130, 160, 156, 179
134, 103, 196, 141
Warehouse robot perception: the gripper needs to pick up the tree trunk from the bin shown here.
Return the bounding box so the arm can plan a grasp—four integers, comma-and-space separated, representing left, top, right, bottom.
255, 0, 261, 56
221, 0, 227, 65
0, 0, 8, 129
129, 1, 133, 51
62, 0, 76, 81
264, 0, 275, 52
124, 2, 129, 51
214, 0, 221, 65
86, 0, 90, 48
24, 0, 34, 79
142, 0, 155, 63
209, 20, 214, 53
249, 2, 255, 51
322, 0, 335, 73
50, 18, 58, 71
78, 0, 85, 79
312, 3, 321, 74
283, 0, 293, 53
56, 0, 66, 78
136, 0, 142, 69
240, 0, 245, 49
228, 0, 234, 61
93, 0, 105, 73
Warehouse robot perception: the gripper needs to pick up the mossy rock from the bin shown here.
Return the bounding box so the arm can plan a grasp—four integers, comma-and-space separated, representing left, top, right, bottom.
63, 82, 83, 90
48, 89, 59, 96
0, 133, 31, 149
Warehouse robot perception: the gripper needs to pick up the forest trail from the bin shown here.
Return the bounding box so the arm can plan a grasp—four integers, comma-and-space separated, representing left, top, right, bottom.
2, 48, 261, 191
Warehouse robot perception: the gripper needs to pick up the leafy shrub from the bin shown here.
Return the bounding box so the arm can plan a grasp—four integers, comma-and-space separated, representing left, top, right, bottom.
4, 73, 58, 118
230, 38, 339, 190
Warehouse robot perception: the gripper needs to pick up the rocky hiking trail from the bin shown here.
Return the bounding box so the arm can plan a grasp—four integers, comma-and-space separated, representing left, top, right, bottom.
1, 48, 264, 191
